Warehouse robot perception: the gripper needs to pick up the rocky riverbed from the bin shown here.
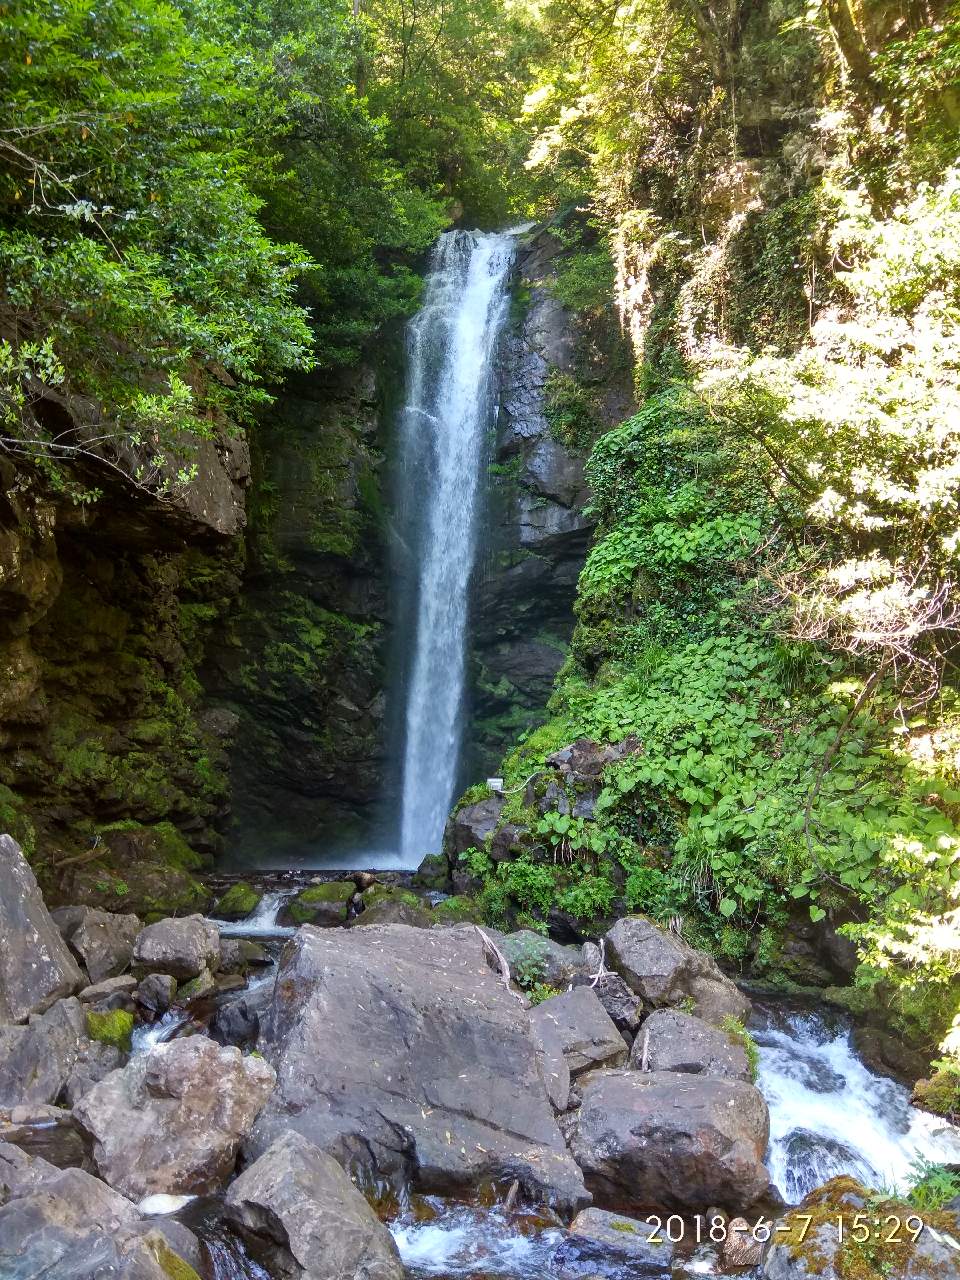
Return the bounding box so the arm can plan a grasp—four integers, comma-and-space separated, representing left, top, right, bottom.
1, 832, 959, 1280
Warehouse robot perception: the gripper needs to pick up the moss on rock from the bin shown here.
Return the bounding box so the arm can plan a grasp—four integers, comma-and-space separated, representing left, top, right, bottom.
86, 1008, 134, 1053
213, 881, 262, 920
286, 880, 356, 925
431, 895, 483, 925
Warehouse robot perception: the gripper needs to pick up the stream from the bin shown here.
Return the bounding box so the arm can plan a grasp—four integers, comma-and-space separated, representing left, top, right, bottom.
134, 889, 960, 1278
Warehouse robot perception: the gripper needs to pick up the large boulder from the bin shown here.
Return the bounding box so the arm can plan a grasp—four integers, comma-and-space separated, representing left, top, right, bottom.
763, 1178, 960, 1278
248, 923, 588, 1212
0, 1141, 200, 1279
225, 1131, 403, 1280
631, 1008, 753, 1082
0, 836, 82, 1023
73, 1034, 275, 1199
53, 906, 141, 985
0, 998, 89, 1107
132, 915, 220, 982
605, 916, 750, 1025
444, 796, 504, 857
571, 1069, 771, 1213
492, 929, 584, 988
530, 987, 627, 1076
553, 1207, 673, 1280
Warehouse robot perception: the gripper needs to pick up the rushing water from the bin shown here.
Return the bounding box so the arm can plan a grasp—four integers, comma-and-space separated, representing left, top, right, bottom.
395, 230, 516, 865
209, 889, 295, 938
755, 1003, 960, 1203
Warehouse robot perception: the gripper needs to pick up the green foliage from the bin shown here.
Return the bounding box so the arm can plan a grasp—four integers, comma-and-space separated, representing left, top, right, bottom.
527, 982, 562, 1005
904, 1157, 960, 1212
548, 245, 616, 316
543, 370, 600, 450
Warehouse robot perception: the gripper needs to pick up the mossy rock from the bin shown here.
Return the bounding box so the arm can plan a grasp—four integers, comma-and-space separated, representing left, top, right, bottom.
213, 881, 262, 921
362, 885, 422, 911
285, 881, 355, 926
86, 1008, 134, 1053
149, 1236, 202, 1280
66, 863, 211, 918
431, 895, 482, 925
912, 1064, 960, 1119
352, 899, 432, 928
177, 968, 216, 1002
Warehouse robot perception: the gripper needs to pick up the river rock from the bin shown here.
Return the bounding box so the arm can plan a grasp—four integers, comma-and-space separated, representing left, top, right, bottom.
722, 1217, 764, 1268
0, 1141, 201, 1278
225, 1130, 403, 1280
605, 916, 750, 1025
553, 1207, 673, 1279
135, 972, 177, 1015
132, 915, 220, 982
248, 923, 589, 1212
763, 1178, 960, 1278
73, 1034, 276, 1198
530, 987, 627, 1076
631, 1008, 753, 1081
0, 836, 82, 1023
571, 1069, 771, 1212
54, 906, 141, 985
0, 998, 88, 1107
0, 1106, 86, 1169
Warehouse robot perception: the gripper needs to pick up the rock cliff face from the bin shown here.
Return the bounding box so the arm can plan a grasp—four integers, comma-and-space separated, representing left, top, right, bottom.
0, 398, 247, 899
202, 364, 395, 865
464, 226, 633, 776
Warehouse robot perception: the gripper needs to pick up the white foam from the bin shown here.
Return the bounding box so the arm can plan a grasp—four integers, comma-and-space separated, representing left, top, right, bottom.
139, 1193, 195, 1215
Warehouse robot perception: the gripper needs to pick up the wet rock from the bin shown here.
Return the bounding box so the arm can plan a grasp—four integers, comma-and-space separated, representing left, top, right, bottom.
54, 907, 141, 985
0, 836, 82, 1023
0, 1106, 86, 1169
0, 998, 88, 1107
132, 915, 220, 982
631, 1008, 753, 1082
444, 796, 504, 857
176, 967, 217, 1003
0, 1141, 201, 1279
605, 916, 750, 1026
218, 943, 247, 978
412, 853, 451, 892
135, 973, 177, 1016
553, 1207, 672, 1279
225, 1130, 403, 1280
209, 982, 272, 1050
571, 1069, 771, 1213
530, 988, 627, 1076
73, 1034, 276, 1199
855, 1024, 929, 1083
248, 923, 589, 1212
523, 438, 589, 508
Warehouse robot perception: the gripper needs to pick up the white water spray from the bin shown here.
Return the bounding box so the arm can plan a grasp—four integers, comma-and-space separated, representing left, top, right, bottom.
396, 230, 515, 863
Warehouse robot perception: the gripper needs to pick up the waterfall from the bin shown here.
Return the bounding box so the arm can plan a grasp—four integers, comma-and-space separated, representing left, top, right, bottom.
395, 230, 515, 864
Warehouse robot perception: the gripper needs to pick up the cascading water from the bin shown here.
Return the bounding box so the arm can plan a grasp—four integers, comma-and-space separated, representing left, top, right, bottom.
395, 230, 516, 864
755, 1003, 960, 1203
